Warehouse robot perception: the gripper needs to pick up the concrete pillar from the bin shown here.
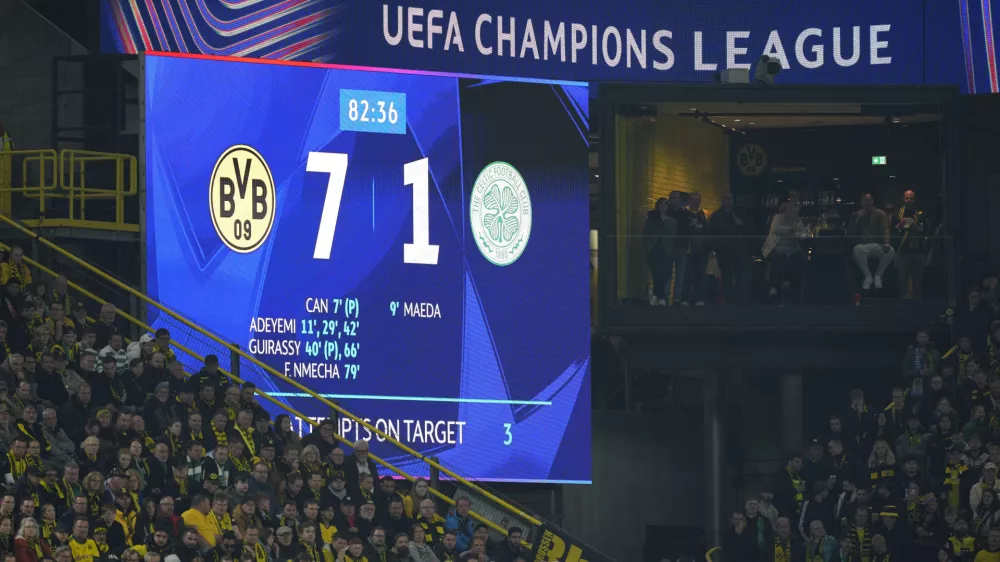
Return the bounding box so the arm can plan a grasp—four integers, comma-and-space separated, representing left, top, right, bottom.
781, 373, 804, 454
704, 372, 723, 548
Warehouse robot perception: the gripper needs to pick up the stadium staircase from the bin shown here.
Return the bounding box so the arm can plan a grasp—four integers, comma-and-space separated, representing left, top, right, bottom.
0, 148, 570, 550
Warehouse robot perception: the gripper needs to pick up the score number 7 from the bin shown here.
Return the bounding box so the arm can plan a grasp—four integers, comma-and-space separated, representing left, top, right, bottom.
306, 152, 439, 264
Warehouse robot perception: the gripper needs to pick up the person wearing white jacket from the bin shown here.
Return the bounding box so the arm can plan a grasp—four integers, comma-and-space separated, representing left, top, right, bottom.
126, 333, 155, 363
970, 462, 1000, 512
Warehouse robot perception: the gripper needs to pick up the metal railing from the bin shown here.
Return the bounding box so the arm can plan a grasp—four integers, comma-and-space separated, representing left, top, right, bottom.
0, 148, 137, 230
0, 212, 543, 546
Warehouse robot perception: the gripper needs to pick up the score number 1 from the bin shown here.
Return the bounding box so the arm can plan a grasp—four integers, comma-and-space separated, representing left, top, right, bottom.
306, 152, 439, 265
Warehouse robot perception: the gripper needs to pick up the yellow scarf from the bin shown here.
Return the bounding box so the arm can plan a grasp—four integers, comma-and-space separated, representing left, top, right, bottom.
232, 455, 252, 473
6, 451, 26, 481
165, 430, 182, 455
209, 511, 233, 535
298, 540, 321, 562
211, 421, 228, 447
174, 476, 188, 496
234, 425, 257, 456
26, 538, 44, 559
774, 537, 791, 562
244, 542, 267, 562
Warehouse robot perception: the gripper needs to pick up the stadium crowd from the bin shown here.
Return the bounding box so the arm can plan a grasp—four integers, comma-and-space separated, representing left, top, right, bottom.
722, 279, 1000, 561
0, 246, 529, 562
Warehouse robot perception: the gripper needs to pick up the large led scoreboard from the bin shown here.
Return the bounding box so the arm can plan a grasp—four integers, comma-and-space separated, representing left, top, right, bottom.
142, 52, 591, 483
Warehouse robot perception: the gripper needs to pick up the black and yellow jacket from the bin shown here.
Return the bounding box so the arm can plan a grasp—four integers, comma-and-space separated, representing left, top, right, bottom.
846, 524, 872, 561
868, 461, 896, 490
950, 534, 977, 559
416, 515, 446, 545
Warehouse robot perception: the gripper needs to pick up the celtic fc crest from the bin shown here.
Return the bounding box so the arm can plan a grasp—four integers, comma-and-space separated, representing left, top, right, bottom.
470, 161, 532, 266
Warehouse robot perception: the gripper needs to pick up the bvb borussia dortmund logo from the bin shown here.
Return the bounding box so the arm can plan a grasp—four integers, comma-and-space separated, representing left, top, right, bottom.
470, 161, 532, 266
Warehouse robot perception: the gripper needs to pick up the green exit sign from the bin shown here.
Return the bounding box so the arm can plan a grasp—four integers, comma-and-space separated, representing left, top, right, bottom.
872, 155, 887, 165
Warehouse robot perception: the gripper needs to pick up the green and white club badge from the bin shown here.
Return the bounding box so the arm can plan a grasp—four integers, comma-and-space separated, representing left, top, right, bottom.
470, 161, 532, 266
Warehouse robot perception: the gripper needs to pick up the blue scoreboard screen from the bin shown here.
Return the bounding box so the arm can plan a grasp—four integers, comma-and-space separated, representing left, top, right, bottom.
143, 52, 592, 483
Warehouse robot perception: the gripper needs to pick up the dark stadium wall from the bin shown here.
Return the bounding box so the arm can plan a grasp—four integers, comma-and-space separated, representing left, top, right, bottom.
958, 96, 1000, 281
0, 1, 86, 151
563, 409, 708, 561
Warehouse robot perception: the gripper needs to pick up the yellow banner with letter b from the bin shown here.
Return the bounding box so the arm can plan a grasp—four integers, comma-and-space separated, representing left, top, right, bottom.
530, 524, 616, 562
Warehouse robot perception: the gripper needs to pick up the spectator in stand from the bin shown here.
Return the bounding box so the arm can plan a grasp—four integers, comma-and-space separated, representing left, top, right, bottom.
972, 463, 1000, 512
0, 284, 21, 331
735, 496, 772, 560
710, 192, 753, 305
664, 191, 691, 306
772, 452, 806, 520
435, 531, 459, 562
884, 388, 910, 434
804, 520, 838, 562
977, 527, 1000, 561
344, 440, 379, 488
950, 516, 977, 560
0, 246, 31, 288
683, 192, 710, 306
867, 438, 898, 499
759, 490, 779, 529
405, 478, 432, 520
768, 516, 802, 562
445, 497, 475, 552
891, 189, 928, 299
825, 439, 860, 495
875, 505, 908, 560
801, 440, 828, 492
642, 197, 678, 307
896, 414, 930, 461
844, 390, 874, 454
960, 287, 995, 349
152, 329, 176, 365
988, 323, 1000, 378
848, 193, 895, 291
904, 330, 943, 383
765, 201, 808, 303
489, 526, 524, 562
93, 304, 118, 350
798, 482, 834, 541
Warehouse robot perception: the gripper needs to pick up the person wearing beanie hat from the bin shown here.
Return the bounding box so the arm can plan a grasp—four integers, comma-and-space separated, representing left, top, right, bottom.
876, 504, 907, 559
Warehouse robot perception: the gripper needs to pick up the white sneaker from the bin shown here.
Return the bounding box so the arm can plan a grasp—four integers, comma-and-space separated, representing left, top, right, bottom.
649, 293, 659, 306
695, 300, 706, 306
862, 277, 873, 290
874, 276, 883, 289
658, 299, 667, 306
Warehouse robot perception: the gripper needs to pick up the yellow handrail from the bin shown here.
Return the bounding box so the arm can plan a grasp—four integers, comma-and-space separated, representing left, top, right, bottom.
705, 546, 722, 561
0, 215, 541, 539
60, 149, 137, 226
0, 149, 59, 214
0, 238, 518, 540
0, 148, 137, 230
